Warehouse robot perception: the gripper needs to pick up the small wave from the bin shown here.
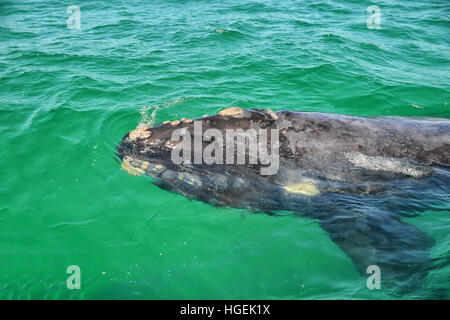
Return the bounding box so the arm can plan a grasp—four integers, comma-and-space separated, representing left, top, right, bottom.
89, 19, 141, 33
50, 219, 97, 229
293, 20, 317, 27
214, 28, 244, 36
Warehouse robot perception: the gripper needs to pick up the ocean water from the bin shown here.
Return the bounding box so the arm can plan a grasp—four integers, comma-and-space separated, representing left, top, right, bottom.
0, 0, 449, 299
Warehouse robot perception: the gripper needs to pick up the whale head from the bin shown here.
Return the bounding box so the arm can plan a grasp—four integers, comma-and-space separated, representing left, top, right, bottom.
116, 108, 281, 180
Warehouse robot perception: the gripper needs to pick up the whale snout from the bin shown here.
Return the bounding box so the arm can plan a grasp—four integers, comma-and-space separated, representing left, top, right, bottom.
117, 125, 159, 158
116, 140, 131, 160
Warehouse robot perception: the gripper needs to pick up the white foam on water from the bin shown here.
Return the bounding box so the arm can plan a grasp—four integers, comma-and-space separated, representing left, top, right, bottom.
137, 97, 187, 128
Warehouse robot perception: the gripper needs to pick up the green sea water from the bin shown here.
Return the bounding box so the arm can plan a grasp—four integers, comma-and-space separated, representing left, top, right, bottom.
0, 0, 449, 299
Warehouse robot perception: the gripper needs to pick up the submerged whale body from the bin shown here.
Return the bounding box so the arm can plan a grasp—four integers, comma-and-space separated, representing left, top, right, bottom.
117, 108, 450, 296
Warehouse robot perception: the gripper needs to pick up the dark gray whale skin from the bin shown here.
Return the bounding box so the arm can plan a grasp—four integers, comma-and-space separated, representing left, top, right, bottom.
117, 108, 450, 297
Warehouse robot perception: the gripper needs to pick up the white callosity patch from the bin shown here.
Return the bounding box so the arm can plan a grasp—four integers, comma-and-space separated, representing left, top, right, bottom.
121, 156, 167, 177
345, 152, 430, 178
148, 163, 165, 174
218, 107, 252, 118
219, 107, 243, 117
283, 178, 320, 196
176, 172, 203, 187
121, 156, 149, 176
128, 127, 151, 141
264, 109, 279, 120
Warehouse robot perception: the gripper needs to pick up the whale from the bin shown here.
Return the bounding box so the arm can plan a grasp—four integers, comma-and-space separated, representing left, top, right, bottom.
116, 107, 450, 296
